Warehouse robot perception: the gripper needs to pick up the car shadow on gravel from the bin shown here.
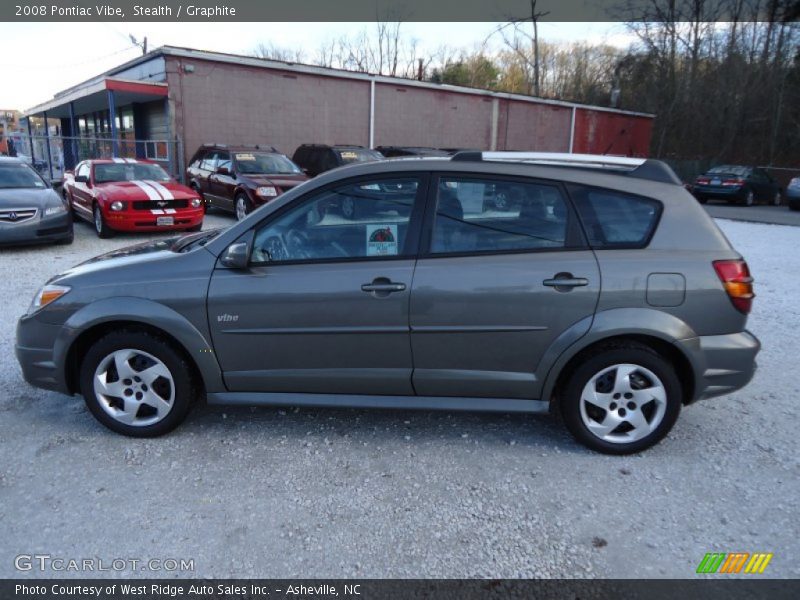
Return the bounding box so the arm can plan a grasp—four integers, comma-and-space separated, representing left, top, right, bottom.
177, 402, 585, 452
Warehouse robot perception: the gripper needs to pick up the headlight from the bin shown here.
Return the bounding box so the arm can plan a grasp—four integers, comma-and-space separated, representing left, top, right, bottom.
29, 284, 71, 314
190, 198, 202, 208
256, 186, 278, 197
110, 201, 124, 211
44, 205, 66, 216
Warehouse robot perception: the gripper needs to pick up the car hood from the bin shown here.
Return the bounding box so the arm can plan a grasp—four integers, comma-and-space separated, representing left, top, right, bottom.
241, 174, 308, 189
55, 237, 183, 283
0, 187, 61, 210
96, 180, 197, 201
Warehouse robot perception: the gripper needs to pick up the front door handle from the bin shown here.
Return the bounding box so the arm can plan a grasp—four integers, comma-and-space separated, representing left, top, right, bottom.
543, 273, 589, 291
361, 278, 406, 295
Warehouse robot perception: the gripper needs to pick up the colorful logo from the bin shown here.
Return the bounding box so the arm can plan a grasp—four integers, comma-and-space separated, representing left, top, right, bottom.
696, 552, 773, 574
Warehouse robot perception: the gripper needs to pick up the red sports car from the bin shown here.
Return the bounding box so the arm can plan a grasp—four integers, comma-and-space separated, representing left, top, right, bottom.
64, 159, 204, 238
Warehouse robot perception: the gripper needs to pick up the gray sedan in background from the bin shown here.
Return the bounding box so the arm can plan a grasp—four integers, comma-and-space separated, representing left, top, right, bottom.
0, 157, 73, 246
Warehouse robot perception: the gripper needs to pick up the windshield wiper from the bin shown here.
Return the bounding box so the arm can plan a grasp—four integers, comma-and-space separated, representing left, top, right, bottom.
173, 228, 221, 252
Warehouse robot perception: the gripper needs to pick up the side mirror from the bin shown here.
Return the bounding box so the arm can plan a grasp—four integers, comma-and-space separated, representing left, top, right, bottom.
301, 167, 310, 175
75, 174, 89, 183
216, 166, 232, 176
220, 240, 251, 269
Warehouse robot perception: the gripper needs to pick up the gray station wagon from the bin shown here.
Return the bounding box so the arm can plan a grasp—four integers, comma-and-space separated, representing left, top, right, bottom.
15, 152, 760, 454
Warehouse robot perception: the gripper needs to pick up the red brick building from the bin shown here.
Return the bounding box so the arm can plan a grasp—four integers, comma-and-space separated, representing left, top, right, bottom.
24, 46, 654, 178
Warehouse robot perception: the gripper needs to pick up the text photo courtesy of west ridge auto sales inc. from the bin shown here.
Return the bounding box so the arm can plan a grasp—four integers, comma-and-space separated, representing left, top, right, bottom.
0, 1, 798, 598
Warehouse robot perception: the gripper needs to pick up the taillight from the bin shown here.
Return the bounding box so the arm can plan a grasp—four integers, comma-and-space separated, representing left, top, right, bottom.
713, 259, 754, 314
696, 177, 709, 184
722, 178, 745, 187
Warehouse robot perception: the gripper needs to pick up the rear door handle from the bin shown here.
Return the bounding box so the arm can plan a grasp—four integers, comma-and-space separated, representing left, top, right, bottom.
543, 273, 589, 291
543, 278, 588, 287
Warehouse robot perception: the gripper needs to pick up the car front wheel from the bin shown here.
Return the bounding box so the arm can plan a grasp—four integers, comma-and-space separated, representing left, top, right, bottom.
560, 343, 682, 454
742, 189, 755, 207
79, 330, 195, 437
772, 191, 782, 206
93, 204, 114, 238
235, 193, 252, 221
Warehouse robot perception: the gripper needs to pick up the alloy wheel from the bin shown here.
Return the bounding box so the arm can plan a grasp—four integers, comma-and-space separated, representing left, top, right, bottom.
92, 349, 175, 427
579, 363, 668, 444
235, 196, 248, 221
94, 207, 103, 234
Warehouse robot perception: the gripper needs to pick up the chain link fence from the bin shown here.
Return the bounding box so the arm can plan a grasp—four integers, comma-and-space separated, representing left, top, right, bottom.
4, 134, 184, 185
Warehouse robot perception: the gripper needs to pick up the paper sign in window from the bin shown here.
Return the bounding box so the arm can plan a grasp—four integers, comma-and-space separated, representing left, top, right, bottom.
366, 224, 398, 256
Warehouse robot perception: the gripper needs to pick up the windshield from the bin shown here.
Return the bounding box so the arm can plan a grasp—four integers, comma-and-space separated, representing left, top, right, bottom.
94, 163, 171, 184
234, 153, 301, 175
707, 165, 750, 177
0, 163, 47, 189
337, 149, 384, 164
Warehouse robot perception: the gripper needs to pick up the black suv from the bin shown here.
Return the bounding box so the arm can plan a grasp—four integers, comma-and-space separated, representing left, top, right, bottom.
186, 144, 308, 220
291, 144, 384, 177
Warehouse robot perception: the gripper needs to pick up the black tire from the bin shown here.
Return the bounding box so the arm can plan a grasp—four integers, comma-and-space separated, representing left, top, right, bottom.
560, 342, 682, 455
56, 224, 74, 245
234, 193, 253, 221
790, 201, 800, 212
741, 189, 755, 207
79, 330, 196, 437
772, 190, 782, 206
93, 204, 114, 238
696, 196, 708, 205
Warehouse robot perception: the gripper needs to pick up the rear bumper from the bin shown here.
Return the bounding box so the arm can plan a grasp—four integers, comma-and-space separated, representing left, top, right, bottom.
694, 186, 745, 201
677, 330, 760, 402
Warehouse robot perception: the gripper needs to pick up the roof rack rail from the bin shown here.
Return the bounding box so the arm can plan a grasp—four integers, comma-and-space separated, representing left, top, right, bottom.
450, 151, 682, 185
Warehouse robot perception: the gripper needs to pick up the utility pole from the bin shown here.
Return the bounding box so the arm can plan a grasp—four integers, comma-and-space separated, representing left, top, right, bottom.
129, 34, 148, 55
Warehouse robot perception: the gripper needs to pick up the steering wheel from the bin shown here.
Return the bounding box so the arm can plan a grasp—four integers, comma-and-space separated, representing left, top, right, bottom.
255, 235, 288, 262
285, 229, 311, 259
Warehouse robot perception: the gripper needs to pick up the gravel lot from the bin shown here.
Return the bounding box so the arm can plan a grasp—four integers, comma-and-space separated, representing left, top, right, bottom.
0, 213, 798, 579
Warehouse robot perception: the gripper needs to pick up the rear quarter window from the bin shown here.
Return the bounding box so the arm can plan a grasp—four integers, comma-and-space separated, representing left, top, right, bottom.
570, 186, 662, 249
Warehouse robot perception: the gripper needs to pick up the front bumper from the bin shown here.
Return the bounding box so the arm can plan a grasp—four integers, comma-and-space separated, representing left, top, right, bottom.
0, 211, 72, 247
15, 317, 71, 394
104, 207, 204, 232
676, 330, 760, 402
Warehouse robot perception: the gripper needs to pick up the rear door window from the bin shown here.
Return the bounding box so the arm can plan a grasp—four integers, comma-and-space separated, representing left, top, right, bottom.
570, 186, 662, 248
428, 177, 572, 255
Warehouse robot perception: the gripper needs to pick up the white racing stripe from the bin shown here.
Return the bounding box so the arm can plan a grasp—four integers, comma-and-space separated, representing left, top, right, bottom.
144, 180, 175, 201
164, 208, 176, 214
150, 209, 165, 214
112, 158, 125, 163
132, 180, 162, 201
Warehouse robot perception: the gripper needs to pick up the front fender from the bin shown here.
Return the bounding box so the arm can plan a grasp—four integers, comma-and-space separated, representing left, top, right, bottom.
55, 296, 225, 393
539, 308, 701, 404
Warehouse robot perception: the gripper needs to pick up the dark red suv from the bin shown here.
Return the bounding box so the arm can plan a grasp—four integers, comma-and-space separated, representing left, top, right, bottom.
186, 145, 308, 220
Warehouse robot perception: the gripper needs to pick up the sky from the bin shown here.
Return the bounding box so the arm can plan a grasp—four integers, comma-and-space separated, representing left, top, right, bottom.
0, 22, 636, 111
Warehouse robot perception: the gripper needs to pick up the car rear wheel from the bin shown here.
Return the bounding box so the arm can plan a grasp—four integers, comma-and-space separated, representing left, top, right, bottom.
93, 204, 114, 238
235, 193, 252, 221
773, 191, 782, 206
79, 331, 195, 437
560, 343, 682, 454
